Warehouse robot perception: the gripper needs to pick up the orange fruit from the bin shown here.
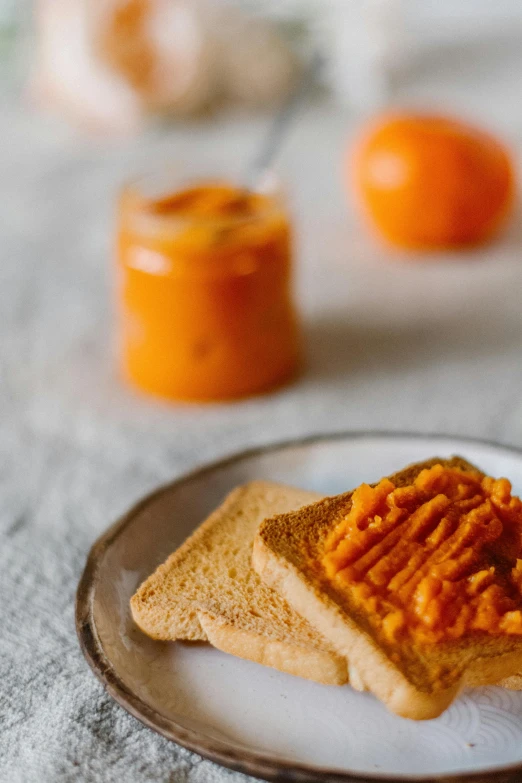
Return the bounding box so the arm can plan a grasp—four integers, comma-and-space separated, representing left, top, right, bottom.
351, 113, 515, 250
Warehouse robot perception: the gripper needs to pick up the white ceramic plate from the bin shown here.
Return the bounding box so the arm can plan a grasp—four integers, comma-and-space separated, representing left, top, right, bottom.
77, 433, 522, 783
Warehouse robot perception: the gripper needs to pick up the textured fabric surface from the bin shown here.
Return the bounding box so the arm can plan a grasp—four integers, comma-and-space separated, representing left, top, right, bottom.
3, 74, 522, 783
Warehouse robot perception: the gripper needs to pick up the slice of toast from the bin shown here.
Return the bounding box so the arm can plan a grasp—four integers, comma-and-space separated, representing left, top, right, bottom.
253, 457, 522, 719
131, 481, 348, 685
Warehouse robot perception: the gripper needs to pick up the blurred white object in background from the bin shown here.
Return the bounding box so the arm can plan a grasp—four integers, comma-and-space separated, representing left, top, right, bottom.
320, 0, 408, 110
32, 0, 142, 132
30, 0, 299, 132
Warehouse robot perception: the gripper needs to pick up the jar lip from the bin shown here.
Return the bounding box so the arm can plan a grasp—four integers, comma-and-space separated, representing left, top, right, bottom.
120, 168, 286, 231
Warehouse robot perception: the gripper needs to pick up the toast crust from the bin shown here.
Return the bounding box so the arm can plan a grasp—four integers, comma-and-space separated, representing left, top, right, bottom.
197, 610, 348, 685
253, 457, 522, 718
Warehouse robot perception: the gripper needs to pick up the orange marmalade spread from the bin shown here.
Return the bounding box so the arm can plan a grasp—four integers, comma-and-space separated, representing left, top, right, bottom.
322, 465, 522, 644
145, 183, 268, 220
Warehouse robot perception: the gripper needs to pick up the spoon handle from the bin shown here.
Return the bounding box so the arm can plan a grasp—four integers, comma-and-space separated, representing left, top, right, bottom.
245, 51, 323, 190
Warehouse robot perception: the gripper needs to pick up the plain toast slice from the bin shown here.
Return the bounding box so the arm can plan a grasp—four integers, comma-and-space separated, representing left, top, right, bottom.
131, 481, 348, 685
253, 457, 522, 718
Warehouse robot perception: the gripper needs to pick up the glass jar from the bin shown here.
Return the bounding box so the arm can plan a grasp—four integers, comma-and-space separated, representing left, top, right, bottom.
116, 171, 301, 401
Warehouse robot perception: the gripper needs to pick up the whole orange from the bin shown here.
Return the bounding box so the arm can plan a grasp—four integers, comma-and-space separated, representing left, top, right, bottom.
351, 113, 515, 250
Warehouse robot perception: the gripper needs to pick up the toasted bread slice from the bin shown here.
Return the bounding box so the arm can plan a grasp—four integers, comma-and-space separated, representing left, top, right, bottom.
253, 457, 522, 719
131, 481, 348, 685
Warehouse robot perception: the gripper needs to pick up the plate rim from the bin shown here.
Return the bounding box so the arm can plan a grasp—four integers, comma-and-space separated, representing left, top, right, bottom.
76, 430, 522, 783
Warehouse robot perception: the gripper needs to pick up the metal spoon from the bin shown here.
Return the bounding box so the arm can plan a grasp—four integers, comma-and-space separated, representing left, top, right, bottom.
244, 51, 323, 191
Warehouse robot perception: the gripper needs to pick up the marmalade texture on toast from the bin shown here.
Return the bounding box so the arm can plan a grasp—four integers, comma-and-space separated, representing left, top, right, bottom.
322, 465, 522, 644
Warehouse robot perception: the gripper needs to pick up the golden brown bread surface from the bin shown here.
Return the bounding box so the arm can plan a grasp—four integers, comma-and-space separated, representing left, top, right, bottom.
253, 457, 522, 719
130, 480, 348, 685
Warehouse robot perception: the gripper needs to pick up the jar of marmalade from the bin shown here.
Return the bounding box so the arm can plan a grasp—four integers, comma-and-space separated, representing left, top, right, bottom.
116, 173, 301, 401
